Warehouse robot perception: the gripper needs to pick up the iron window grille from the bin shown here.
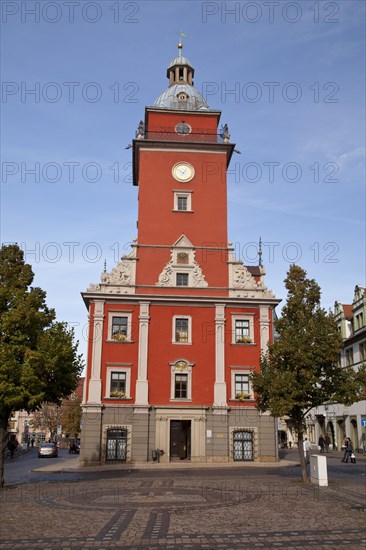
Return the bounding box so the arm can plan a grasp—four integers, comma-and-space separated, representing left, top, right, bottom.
233, 430, 254, 461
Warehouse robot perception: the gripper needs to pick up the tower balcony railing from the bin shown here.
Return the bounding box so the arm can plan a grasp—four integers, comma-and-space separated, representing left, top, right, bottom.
136, 130, 229, 144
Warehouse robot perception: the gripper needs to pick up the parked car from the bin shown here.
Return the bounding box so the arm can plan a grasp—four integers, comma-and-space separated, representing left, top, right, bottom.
38, 442, 58, 458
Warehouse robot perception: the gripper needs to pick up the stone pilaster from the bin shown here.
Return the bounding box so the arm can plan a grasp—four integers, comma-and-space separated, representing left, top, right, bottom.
80, 404, 103, 466
88, 300, 104, 403
259, 305, 270, 353
214, 303, 227, 409
135, 302, 150, 406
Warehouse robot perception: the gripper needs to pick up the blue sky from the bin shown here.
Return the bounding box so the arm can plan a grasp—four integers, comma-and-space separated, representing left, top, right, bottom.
1, 0, 365, 362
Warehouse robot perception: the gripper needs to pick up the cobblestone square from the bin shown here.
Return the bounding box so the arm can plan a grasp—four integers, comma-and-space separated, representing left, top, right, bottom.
0, 455, 365, 549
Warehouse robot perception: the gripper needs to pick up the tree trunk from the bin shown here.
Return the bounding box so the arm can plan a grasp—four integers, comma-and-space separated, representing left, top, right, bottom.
297, 433, 309, 482
0, 415, 10, 488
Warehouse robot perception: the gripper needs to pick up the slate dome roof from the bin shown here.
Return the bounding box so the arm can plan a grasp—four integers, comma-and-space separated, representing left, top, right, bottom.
154, 84, 209, 111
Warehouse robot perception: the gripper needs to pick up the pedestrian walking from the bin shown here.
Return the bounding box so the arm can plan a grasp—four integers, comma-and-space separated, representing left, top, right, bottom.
31, 438, 35, 448
324, 434, 331, 452
7, 438, 18, 458
341, 437, 353, 463
318, 434, 325, 453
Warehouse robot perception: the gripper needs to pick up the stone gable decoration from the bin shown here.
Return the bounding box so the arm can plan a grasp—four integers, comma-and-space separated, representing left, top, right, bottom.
228, 245, 275, 299
87, 244, 137, 294
156, 235, 208, 288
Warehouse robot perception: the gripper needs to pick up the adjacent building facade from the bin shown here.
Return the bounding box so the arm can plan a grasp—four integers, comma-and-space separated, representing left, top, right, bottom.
306, 286, 366, 452
9, 378, 84, 448
80, 45, 280, 465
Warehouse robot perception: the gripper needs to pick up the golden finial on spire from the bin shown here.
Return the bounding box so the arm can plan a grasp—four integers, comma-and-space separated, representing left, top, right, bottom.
176, 31, 187, 55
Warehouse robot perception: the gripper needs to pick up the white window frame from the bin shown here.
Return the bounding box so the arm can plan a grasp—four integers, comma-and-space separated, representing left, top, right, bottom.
169, 359, 194, 401
172, 315, 192, 344
231, 314, 255, 344
176, 272, 189, 287
105, 365, 131, 398
173, 191, 192, 212
230, 368, 254, 400
107, 311, 132, 342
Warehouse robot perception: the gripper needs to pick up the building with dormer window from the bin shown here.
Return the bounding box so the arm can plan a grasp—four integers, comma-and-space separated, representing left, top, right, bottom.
80, 44, 280, 465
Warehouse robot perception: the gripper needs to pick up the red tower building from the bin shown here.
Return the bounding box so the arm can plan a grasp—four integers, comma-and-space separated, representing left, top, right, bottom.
81, 44, 280, 465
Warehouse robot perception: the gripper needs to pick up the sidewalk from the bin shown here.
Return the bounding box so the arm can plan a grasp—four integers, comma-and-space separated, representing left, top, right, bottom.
281, 446, 366, 464
33, 457, 293, 473
32, 446, 366, 474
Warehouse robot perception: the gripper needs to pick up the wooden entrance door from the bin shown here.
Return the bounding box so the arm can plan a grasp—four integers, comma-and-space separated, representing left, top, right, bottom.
170, 420, 191, 460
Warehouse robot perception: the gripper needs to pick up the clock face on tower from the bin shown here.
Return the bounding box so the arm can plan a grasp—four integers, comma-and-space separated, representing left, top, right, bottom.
172, 162, 195, 182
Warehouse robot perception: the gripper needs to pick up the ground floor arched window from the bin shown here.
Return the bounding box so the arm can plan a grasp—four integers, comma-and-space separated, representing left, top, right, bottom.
233, 430, 254, 461
106, 429, 127, 461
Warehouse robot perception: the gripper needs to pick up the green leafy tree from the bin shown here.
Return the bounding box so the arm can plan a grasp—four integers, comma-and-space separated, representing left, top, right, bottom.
251, 265, 366, 482
0, 244, 83, 486
61, 395, 82, 439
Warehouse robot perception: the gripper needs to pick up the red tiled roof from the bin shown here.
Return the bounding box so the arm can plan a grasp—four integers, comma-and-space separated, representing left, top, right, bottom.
342, 304, 353, 319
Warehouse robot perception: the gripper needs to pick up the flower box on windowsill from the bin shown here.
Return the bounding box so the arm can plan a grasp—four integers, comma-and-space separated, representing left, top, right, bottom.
111, 333, 128, 343
235, 392, 251, 401
110, 390, 127, 399
236, 337, 253, 344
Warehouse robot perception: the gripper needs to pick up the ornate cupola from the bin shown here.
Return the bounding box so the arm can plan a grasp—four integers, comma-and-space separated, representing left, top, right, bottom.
167, 41, 194, 86
154, 42, 209, 111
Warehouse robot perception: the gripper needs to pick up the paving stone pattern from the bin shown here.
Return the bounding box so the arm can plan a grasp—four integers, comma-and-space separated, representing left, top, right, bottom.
0, 468, 365, 549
